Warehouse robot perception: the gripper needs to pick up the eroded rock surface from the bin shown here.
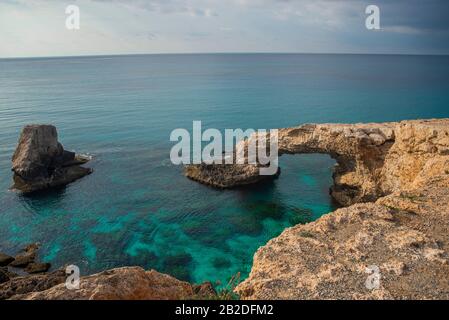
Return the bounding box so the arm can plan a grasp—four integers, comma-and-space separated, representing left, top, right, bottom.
10, 267, 209, 300
235, 119, 449, 299
11, 124, 92, 193
0, 270, 67, 300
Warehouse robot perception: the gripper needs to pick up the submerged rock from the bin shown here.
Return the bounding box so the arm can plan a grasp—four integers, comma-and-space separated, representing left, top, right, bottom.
6, 243, 52, 276
9, 243, 39, 268
9, 253, 35, 268
11, 124, 92, 193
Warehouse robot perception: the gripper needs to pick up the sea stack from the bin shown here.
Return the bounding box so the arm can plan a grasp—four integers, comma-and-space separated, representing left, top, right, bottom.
11, 124, 92, 193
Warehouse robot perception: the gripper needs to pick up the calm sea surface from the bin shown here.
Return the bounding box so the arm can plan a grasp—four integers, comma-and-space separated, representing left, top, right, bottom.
1, 54, 448, 285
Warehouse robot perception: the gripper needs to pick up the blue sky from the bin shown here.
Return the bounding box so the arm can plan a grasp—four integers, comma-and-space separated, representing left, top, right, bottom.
1, 0, 449, 57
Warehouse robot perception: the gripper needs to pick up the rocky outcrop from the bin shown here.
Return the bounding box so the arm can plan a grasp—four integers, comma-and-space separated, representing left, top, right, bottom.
8, 267, 214, 300
1, 245, 217, 300
0, 253, 14, 267
8, 244, 39, 268
11, 124, 92, 193
186, 119, 449, 206
185, 162, 279, 188
0, 243, 53, 291
236, 182, 449, 299
5, 243, 50, 272
0, 270, 67, 300
235, 119, 449, 299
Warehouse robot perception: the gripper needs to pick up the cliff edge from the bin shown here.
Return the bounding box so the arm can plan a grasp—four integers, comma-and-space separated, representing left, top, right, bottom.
235, 119, 449, 299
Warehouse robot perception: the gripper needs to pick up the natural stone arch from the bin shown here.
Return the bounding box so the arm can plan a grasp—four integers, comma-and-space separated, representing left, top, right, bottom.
185, 120, 449, 206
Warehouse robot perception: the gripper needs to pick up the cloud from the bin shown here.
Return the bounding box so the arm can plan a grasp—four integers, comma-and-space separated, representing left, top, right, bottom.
91, 0, 218, 17
0, 0, 449, 57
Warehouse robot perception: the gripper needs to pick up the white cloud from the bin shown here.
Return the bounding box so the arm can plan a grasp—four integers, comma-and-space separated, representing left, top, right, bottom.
0, 0, 447, 57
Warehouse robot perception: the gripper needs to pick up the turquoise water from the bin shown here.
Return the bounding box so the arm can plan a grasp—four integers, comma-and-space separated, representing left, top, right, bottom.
1, 54, 449, 285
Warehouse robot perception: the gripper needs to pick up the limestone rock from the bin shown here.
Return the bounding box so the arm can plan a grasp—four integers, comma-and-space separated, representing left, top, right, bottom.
185, 131, 280, 188
9, 252, 35, 268
0, 270, 67, 300
9, 243, 40, 268
25, 263, 51, 274
185, 163, 279, 188
0, 269, 10, 284
193, 281, 217, 298
235, 119, 449, 300
236, 184, 449, 299
11, 124, 92, 193
11, 267, 197, 300
186, 119, 449, 207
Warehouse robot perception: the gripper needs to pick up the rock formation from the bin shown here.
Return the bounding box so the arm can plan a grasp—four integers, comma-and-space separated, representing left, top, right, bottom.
9, 267, 192, 300
234, 119, 449, 299
3, 267, 215, 300
0, 245, 217, 300
2, 119, 448, 300
11, 124, 92, 193
0, 253, 14, 267
0, 243, 52, 283
186, 119, 449, 206
0, 270, 67, 300
185, 162, 279, 188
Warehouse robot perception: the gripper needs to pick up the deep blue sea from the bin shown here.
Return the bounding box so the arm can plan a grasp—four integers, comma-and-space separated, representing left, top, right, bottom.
1, 54, 449, 286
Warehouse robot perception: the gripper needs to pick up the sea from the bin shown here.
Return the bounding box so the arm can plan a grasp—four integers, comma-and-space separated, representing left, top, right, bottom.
1, 53, 448, 286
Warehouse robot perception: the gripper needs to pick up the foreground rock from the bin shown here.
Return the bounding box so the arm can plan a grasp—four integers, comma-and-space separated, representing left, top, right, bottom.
9, 267, 214, 300
235, 119, 449, 299
1, 243, 52, 280
7, 243, 46, 270
0, 268, 10, 284
11, 124, 92, 193
0, 270, 67, 300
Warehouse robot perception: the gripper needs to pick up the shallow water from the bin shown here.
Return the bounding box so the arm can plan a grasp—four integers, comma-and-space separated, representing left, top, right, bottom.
1, 54, 449, 285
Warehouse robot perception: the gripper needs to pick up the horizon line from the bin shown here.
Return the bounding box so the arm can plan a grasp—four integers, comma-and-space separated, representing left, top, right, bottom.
1, 51, 449, 60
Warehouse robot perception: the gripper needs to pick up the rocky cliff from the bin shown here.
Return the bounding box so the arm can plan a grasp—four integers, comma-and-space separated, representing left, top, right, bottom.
234, 119, 449, 299
11, 125, 92, 193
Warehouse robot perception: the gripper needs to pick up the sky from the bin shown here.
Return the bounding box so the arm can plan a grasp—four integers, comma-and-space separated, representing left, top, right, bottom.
1, 0, 449, 58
